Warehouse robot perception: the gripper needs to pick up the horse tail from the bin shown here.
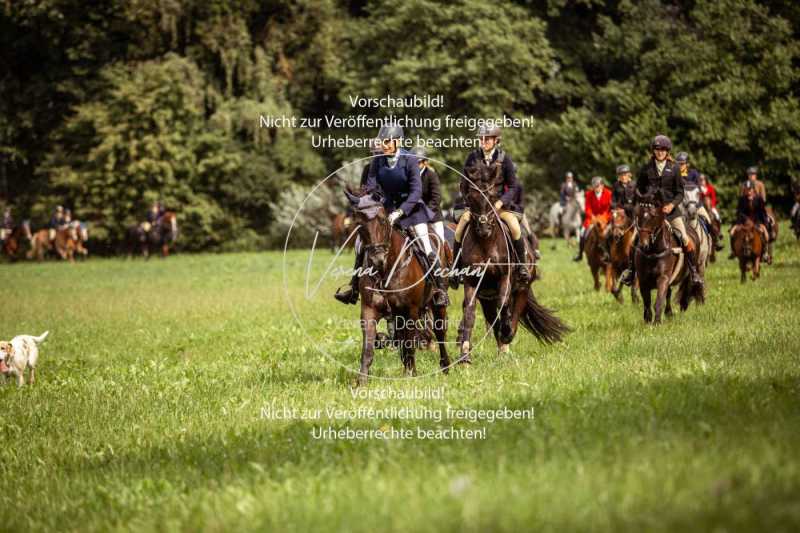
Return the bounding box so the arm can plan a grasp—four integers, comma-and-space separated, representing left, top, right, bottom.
520, 288, 570, 344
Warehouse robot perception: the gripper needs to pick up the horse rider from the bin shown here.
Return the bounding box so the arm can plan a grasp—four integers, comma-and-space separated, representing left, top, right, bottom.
48, 205, 67, 244
676, 152, 700, 186
451, 124, 530, 286
740, 166, 766, 201
574, 176, 612, 262
698, 174, 720, 223
791, 178, 800, 223
611, 164, 636, 218
619, 134, 704, 289
410, 146, 445, 247
559, 171, 577, 224
335, 124, 448, 307
1, 207, 13, 244
730, 180, 771, 263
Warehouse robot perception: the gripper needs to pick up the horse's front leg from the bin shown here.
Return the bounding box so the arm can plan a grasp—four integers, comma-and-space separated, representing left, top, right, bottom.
653, 275, 670, 324
458, 281, 478, 364
739, 258, 747, 283
358, 306, 379, 386
753, 256, 760, 280
641, 285, 653, 323
432, 304, 450, 373
497, 274, 514, 344
665, 286, 673, 317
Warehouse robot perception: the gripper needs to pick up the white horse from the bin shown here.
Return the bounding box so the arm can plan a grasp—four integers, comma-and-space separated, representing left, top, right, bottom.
548, 192, 585, 248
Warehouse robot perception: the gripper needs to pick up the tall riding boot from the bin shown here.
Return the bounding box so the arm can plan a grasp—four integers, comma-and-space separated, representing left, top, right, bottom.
513, 237, 531, 283
573, 232, 585, 262
711, 223, 723, 251
334, 249, 364, 304
600, 234, 611, 263
428, 252, 450, 306
618, 235, 637, 286
449, 241, 462, 289
685, 247, 704, 287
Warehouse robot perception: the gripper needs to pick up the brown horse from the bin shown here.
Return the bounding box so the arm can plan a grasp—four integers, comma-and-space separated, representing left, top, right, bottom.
634, 200, 702, 324
456, 166, 568, 362
583, 217, 611, 292
732, 218, 764, 283
346, 190, 450, 385
330, 212, 355, 253
1, 224, 31, 261
149, 212, 178, 257
608, 209, 639, 303
28, 226, 77, 262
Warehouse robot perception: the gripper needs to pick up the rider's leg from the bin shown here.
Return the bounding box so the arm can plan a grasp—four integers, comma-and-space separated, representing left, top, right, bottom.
521, 214, 540, 259
698, 206, 723, 251
673, 217, 703, 287
499, 211, 530, 282
334, 235, 364, 304
573, 225, 587, 261
414, 222, 449, 306
432, 220, 445, 246
450, 211, 471, 289
48, 228, 56, 244
758, 224, 771, 261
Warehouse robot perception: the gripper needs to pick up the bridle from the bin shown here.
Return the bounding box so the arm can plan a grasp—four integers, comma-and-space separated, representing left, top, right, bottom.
634, 203, 671, 258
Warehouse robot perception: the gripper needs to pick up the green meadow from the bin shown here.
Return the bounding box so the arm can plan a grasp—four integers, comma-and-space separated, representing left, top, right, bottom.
1, 226, 799, 532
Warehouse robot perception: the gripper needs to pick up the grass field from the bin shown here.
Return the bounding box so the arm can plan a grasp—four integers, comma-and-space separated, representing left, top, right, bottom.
1, 225, 799, 532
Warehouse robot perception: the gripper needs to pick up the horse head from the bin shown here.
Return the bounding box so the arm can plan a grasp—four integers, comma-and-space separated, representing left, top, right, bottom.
345, 188, 391, 272
464, 164, 499, 240
682, 185, 701, 220
634, 195, 668, 252
610, 209, 630, 241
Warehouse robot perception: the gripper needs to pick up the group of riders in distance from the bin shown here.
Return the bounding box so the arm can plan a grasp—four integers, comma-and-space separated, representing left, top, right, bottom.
0, 201, 179, 261
331, 125, 790, 384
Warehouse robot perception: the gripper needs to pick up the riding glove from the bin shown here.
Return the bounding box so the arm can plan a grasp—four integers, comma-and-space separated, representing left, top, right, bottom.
388, 210, 403, 225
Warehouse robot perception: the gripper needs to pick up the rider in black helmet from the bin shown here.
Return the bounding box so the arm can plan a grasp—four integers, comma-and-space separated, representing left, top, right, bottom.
451, 124, 530, 287
618, 134, 704, 289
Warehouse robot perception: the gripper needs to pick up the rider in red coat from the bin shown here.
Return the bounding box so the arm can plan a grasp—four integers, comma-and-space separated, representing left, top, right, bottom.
574, 176, 612, 261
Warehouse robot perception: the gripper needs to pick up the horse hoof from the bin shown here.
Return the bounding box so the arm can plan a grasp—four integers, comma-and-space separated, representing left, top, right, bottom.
457, 355, 472, 365
498, 344, 510, 354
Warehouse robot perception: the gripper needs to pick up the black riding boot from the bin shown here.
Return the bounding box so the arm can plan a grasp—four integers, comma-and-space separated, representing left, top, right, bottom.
513, 237, 531, 283
711, 223, 723, 251
618, 235, 637, 287
449, 240, 462, 289
573, 231, 585, 262
334, 249, 363, 304
600, 234, 611, 263
427, 252, 450, 306
686, 247, 704, 288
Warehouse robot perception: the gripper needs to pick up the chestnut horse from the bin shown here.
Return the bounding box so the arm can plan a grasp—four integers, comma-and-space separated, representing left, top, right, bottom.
634, 199, 703, 324
330, 212, 355, 253
456, 165, 568, 363
346, 190, 451, 385
732, 218, 764, 283
583, 217, 611, 292
1, 224, 31, 261
608, 209, 639, 304
27, 226, 78, 262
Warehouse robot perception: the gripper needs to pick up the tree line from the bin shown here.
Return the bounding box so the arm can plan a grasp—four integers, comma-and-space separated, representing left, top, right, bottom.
1, 0, 798, 252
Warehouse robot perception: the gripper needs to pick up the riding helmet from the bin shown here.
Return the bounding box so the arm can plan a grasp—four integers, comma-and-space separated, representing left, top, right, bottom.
746, 166, 758, 175
477, 124, 502, 139
565, 171, 574, 179
676, 152, 689, 163
378, 124, 404, 140
651, 134, 672, 151
616, 164, 630, 175
591, 176, 604, 188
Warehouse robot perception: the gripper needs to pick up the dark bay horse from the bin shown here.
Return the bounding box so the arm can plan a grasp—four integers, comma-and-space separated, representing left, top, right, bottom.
330, 212, 355, 253
346, 190, 450, 385
457, 166, 568, 362
634, 200, 703, 323
608, 209, 639, 304
149, 212, 178, 257
732, 218, 764, 283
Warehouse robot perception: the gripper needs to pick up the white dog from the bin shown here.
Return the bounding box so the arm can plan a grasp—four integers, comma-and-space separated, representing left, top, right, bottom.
0, 331, 49, 386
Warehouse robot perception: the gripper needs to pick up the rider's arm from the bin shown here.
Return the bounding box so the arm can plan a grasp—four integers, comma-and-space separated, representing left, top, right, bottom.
398, 157, 422, 216
499, 156, 519, 208
427, 167, 442, 212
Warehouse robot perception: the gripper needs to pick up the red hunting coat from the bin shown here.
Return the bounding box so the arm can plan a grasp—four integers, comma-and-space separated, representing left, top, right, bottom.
583, 187, 612, 228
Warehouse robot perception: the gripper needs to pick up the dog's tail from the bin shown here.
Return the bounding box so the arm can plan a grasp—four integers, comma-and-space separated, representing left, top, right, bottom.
32, 331, 49, 344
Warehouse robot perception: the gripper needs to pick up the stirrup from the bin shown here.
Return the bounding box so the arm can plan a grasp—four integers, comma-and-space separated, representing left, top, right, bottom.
619, 268, 634, 286
432, 289, 449, 307
516, 265, 531, 282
